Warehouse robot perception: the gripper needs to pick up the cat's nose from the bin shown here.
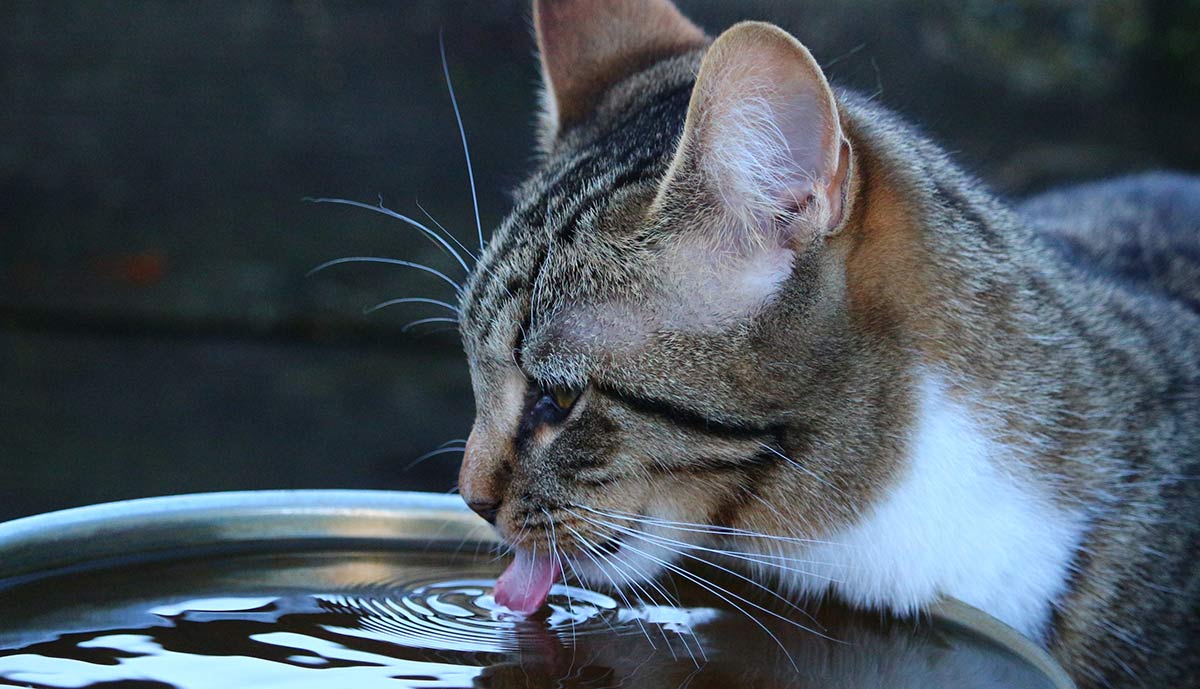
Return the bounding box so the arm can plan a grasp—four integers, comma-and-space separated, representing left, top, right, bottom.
467, 497, 501, 525
459, 425, 511, 527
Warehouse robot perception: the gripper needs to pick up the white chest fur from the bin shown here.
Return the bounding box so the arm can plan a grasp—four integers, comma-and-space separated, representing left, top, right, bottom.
781, 374, 1085, 641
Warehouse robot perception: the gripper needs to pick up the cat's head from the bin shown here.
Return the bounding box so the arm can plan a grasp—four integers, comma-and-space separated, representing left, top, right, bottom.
457, 0, 907, 590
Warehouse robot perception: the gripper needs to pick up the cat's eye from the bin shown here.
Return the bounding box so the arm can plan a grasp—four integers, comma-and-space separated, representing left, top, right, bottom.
550, 386, 580, 410
526, 384, 583, 428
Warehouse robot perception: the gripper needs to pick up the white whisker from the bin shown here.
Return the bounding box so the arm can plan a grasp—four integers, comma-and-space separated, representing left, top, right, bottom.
439, 33, 483, 252
560, 553, 619, 638
575, 511, 834, 638
542, 509, 579, 662
562, 522, 658, 649
758, 443, 847, 497
306, 256, 463, 293
405, 446, 466, 470
304, 196, 470, 272
591, 523, 801, 672
606, 541, 706, 666
575, 504, 843, 548
364, 297, 461, 315
401, 316, 459, 333
416, 200, 478, 262
586, 507, 844, 569
624, 527, 845, 581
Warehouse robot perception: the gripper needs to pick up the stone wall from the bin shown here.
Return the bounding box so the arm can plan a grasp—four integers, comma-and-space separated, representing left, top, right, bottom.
2, 0, 1198, 520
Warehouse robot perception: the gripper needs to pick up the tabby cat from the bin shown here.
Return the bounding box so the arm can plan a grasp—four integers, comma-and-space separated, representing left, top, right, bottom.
453, 1, 1200, 686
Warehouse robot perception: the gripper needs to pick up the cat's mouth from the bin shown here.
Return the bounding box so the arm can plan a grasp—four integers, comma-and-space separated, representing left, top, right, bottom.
491, 500, 702, 615
593, 536, 623, 556
493, 547, 561, 614
493, 535, 625, 615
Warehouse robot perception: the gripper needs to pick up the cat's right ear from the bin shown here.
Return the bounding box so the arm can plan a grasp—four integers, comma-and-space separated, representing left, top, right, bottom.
645, 22, 854, 327
533, 0, 706, 149
656, 22, 852, 246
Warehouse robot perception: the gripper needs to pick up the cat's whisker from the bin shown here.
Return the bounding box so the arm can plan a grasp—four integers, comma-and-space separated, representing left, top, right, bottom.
416, 199, 478, 263
575, 504, 843, 548
610, 526, 844, 627
604, 537, 706, 666
758, 443, 848, 498
576, 505, 844, 571
364, 297, 461, 315
304, 196, 471, 273
604, 534, 823, 661
562, 523, 624, 597
611, 545, 683, 609
574, 511, 834, 637
542, 510, 579, 646
401, 316, 460, 333
405, 445, 466, 470
583, 518, 802, 672
603, 546, 691, 665
564, 520, 686, 662
306, 256, 463, 294
439, 33, 483, 253
746, 492, 836, 543
559, 552, 623, 645
486, 539, 513, 565
617, 526, 846, 580
562, 522, 659, 649
824, 41, 868, 68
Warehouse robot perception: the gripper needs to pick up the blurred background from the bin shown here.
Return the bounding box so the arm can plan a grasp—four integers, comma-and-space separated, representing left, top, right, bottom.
2, 0, 1199, 522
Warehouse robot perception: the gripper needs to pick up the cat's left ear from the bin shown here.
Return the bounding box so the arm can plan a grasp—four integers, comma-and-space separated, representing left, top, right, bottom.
657, 22, 852, 246
533, 0, 707, 149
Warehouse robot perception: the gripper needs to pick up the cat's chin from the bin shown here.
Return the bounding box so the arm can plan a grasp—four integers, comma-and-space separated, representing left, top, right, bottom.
567, 543, 672, 593
561, 523, 691, 595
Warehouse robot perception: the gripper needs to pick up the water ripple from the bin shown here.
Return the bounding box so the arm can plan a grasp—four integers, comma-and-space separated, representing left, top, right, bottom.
318, 577, 628, 655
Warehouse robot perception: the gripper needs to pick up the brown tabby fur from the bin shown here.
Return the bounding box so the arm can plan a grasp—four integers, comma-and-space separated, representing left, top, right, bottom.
456, 2, 1200, 686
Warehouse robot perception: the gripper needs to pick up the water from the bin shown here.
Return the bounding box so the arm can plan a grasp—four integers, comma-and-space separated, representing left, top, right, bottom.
0, 548, 1058, 688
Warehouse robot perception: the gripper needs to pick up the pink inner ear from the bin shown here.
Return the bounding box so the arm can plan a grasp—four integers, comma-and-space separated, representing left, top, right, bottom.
661, 23, 846, 243
770, 86, 837, 207
701, 70, 841, 237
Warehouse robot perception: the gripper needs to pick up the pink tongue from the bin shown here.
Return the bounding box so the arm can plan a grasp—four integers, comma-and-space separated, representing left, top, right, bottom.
493, 549, 559, 615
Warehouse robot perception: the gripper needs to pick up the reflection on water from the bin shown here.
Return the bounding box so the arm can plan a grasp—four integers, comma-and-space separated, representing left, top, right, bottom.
0, 550, 1056, 688
326, 578, 619, 654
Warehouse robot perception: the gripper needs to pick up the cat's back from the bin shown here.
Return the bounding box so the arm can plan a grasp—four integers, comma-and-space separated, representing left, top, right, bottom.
1019, 172, 1200, 312
1019, 173, 1200, 688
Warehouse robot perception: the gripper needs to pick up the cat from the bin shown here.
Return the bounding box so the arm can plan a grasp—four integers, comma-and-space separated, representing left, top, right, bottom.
452, 1, 1200, 687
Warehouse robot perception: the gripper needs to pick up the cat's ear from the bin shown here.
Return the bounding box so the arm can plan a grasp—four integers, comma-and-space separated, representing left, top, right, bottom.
533, 0, 706, 146
657, 22, 852, 245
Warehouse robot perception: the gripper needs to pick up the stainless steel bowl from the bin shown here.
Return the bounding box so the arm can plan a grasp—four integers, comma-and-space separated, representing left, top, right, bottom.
0, 490, 1076, 689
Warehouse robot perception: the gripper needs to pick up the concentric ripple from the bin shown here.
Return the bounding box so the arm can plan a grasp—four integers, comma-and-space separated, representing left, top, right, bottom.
320, 577, 630, 655
0, 549, 1062, 689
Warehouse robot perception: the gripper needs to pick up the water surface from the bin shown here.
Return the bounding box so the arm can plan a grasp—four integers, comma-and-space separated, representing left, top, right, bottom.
0, 549, 1056, 688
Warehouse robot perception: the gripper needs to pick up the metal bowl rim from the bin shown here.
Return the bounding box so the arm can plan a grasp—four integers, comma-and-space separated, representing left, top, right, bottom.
0, 489, 1074, 688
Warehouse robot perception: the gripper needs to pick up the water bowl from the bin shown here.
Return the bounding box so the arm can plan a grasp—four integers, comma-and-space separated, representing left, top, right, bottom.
0, 490, 1075, 688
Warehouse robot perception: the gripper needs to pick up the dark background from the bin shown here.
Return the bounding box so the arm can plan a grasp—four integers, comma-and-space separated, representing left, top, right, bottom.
3, 1, 1199, 522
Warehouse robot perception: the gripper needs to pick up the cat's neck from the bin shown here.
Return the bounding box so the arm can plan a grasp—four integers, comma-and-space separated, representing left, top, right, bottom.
841, 96, 1126, 467
774, 106, 1104, 637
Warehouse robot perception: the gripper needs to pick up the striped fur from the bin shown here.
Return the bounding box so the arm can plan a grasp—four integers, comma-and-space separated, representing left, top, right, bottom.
455, 3, 1200, 686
